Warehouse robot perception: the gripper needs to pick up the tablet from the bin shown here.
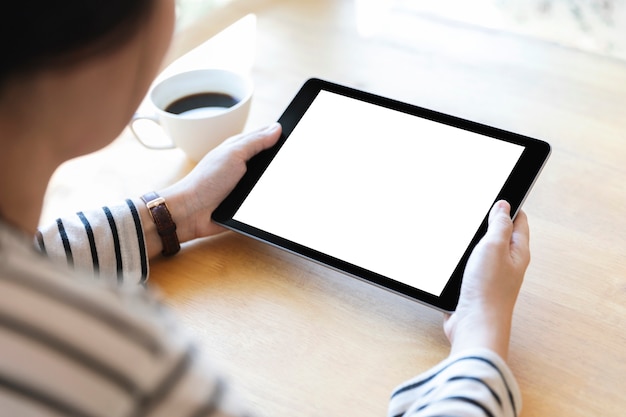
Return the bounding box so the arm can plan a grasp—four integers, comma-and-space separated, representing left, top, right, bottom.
213, 78, 551, 312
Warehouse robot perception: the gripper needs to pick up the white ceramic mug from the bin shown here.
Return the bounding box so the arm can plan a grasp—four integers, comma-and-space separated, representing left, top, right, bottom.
130, 69, 253, 162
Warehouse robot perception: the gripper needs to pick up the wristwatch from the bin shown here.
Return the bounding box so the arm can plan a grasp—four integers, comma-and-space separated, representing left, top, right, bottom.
140, 192, 180, 256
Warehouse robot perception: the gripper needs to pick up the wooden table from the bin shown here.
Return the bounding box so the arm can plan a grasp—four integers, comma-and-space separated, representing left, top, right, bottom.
43, 1, 626, 416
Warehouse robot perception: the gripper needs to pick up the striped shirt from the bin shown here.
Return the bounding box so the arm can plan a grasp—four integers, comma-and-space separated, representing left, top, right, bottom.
1, 203, 248, 417
1, 201, 522, 417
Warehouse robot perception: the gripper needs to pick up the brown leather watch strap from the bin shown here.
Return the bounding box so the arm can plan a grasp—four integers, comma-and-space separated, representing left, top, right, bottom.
140, 192, 180, 257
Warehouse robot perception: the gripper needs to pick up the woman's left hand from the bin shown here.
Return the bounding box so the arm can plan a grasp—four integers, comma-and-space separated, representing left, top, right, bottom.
147, 123, 281, 256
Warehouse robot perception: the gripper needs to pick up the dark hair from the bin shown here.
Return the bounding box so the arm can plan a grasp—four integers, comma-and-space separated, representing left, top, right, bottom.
1, 1, 155, 85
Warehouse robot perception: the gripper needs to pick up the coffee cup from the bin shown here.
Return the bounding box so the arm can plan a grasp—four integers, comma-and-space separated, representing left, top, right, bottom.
130, 68, 253, 162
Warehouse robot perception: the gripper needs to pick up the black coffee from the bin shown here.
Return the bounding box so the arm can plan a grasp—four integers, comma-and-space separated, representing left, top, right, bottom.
165, 92, 239, 115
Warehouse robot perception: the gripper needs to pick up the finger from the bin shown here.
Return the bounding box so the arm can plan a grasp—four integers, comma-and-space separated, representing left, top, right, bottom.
485, 200, 514, 242
510, 209, 531, 265
512, 209, 529, 245
227, 122, 281, 146
227, 122, 282, 160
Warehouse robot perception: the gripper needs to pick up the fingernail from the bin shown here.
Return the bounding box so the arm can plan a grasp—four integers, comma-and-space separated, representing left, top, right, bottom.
265, 122, 280, 132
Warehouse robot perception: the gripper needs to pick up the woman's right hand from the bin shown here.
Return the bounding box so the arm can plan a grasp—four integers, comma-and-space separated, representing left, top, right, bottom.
443, 200, 531, 360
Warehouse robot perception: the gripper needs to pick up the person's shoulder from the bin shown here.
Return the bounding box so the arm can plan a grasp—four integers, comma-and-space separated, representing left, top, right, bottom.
1, 220, 60, 282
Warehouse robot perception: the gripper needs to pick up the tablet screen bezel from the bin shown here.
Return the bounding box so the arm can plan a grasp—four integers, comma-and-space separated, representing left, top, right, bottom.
212, 78, 551, 312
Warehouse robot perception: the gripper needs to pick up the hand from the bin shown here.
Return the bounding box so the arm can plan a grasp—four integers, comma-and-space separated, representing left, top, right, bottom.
148, 123, 282, 255
443, 200, 530, 360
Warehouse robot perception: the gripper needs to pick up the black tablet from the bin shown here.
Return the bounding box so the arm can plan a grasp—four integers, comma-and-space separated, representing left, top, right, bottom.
213, 78, 551, 312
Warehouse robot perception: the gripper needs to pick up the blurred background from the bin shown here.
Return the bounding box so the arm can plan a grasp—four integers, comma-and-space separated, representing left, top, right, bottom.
176, 0, 626, 61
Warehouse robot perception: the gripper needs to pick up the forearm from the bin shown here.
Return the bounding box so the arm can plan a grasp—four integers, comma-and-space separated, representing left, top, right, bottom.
389, 348, 521, 417
36, 200, 149, 285
445, 308, 514, 360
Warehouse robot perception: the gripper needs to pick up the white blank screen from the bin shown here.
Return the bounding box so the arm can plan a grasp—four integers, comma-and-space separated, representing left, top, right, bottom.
234, 91, 524, 296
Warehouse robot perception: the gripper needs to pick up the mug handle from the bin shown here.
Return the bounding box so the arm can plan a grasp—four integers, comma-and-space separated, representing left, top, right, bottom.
129, 113, 176, 150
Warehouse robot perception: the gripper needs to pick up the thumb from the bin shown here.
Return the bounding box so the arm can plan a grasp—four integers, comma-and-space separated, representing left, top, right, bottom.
485, 200, 514, 242
227, 122, 282, 161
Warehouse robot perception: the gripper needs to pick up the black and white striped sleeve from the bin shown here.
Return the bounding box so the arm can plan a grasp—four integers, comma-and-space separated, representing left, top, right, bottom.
388, 349, 522, 417
35, 200, 149, 286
